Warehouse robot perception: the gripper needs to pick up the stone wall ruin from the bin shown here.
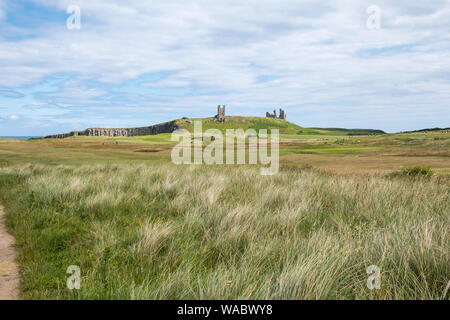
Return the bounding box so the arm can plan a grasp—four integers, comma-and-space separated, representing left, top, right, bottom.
266, 108, 286, 120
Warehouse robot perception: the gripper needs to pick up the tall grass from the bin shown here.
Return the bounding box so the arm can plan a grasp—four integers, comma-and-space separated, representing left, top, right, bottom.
0, 163, 448, 299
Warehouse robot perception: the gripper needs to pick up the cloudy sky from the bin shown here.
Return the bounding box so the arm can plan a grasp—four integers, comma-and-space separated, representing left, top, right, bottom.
0, 0, 449, 135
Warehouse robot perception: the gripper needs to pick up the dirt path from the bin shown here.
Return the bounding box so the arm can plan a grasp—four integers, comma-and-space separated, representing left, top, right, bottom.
0, 205, 19, 300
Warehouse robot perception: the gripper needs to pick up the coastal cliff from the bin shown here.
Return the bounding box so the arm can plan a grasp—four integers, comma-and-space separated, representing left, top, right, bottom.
32, 120, 179, 139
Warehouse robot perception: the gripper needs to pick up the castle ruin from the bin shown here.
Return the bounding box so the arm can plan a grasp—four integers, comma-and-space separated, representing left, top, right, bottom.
215, 105, 225, 122
266, 108, 286, 120
266, 110, 276, 118
279, 108, 286, 120
33, 105, 289, 140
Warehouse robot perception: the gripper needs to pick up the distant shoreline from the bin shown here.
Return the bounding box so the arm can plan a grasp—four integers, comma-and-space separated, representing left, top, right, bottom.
0, 136, 39, 140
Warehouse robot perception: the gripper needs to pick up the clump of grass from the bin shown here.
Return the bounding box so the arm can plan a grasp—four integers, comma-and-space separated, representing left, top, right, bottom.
0, 159, 10, 167
389, 166, 434, 178
280, 163, 314, 173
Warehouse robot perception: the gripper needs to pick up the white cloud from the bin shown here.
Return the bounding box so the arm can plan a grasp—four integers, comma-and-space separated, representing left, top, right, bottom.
0, 0, 449, 133
10, 115, 19, 120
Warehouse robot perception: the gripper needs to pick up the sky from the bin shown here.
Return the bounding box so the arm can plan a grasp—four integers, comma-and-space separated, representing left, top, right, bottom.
0, 0, 449, 135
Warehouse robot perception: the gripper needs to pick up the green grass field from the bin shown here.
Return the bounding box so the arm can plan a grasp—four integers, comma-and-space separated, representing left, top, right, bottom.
0, 117, 449, 299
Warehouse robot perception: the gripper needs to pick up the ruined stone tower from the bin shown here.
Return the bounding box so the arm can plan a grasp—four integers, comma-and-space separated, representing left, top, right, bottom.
266, 110, 277, 118
279, 108, 286, 120
266, 108, 286, 120
215, 105, 225, 122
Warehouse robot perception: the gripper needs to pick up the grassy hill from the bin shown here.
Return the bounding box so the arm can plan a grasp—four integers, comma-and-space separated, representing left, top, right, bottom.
175, 116, 384, 136
398, 127, 450, 134
175, 116, 309, 134
26, 116, 386, 141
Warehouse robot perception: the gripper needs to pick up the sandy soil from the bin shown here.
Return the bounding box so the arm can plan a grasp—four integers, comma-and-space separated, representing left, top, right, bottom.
0, 205, 19, 300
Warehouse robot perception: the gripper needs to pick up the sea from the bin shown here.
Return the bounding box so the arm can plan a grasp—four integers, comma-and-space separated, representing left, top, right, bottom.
0, 136, 39, 140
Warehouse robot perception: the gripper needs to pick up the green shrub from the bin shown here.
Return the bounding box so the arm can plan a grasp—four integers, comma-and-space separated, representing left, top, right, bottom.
390, 166, 434, 178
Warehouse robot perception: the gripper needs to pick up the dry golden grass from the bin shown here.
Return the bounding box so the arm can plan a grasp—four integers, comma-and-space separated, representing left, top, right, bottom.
0, 163, 448, 299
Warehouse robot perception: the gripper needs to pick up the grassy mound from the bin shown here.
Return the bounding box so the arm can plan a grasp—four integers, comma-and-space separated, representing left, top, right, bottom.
175, 116, 386, 137
175, 116, 318, 135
